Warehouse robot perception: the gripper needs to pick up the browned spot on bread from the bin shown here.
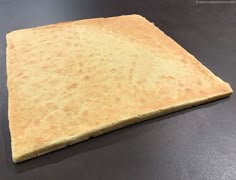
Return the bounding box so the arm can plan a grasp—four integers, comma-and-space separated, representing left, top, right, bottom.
32, 83, 41, 88
159, 87, 169, 94
115, 97, 120, 101
79, 62, 83, 67
54, 105, 59, 110
220, 84, 231, 93
42, 63, 55, 70
161, 75, 175, 80
45, 103, 56, 111
67, 35, 74, 39
9, 42, 14, 49
139, 98, 145, 103
129, 68, 134, 82
185, 88, 192, 94
178, 81, 184, 86
65, 41, 71, 46
25, 60, 35, 65
36, 137, 45, 144
91, 65, 97, 70
117, 83, 122, 88
79, 69, 83, 73
84, 75, 90, 80
49, 123, 55, 130
197, 80, 202, 85
41, 65, 48, 70
82, 110, 88, 116
110, 68, 116, 72
17, 72, 23, 77
199, 90, 206, 96
137, 79, 146, 85
33, 119, 40, 126
56, 52, 63, 57
63, 105, 70, 112
22, 48, 29, 53
68, 83, 77, 89
129, 68, 134, 74
49, 80, 58, 85
168, 76, 175, 80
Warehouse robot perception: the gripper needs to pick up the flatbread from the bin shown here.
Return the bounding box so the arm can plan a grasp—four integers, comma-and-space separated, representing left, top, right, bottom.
7, 15, 233, 163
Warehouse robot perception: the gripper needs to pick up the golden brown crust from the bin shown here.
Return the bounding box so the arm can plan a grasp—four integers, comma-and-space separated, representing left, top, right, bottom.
7, 14, 233, 163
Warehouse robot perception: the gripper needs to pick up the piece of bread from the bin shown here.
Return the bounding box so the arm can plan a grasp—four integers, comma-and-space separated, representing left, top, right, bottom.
7, 14, 233, 163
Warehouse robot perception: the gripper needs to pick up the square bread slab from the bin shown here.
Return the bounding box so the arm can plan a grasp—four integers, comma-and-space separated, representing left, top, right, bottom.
7, 15, 233, 163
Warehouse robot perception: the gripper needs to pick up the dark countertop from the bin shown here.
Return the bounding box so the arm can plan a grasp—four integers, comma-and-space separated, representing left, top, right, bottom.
0, 0, 236, 179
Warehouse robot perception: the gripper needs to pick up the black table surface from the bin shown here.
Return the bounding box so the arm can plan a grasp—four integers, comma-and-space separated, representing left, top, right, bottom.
0, 0, 236, 179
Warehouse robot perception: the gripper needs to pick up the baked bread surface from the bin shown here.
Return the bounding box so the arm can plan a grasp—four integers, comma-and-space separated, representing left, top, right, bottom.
7, 15, 233, 163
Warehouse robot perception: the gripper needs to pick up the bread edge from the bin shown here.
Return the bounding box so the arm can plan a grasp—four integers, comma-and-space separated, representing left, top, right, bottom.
12, 89, 232, 163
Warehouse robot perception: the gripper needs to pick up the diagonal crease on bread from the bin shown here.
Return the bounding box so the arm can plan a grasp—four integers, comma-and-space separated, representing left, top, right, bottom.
6, 14, 233, 163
